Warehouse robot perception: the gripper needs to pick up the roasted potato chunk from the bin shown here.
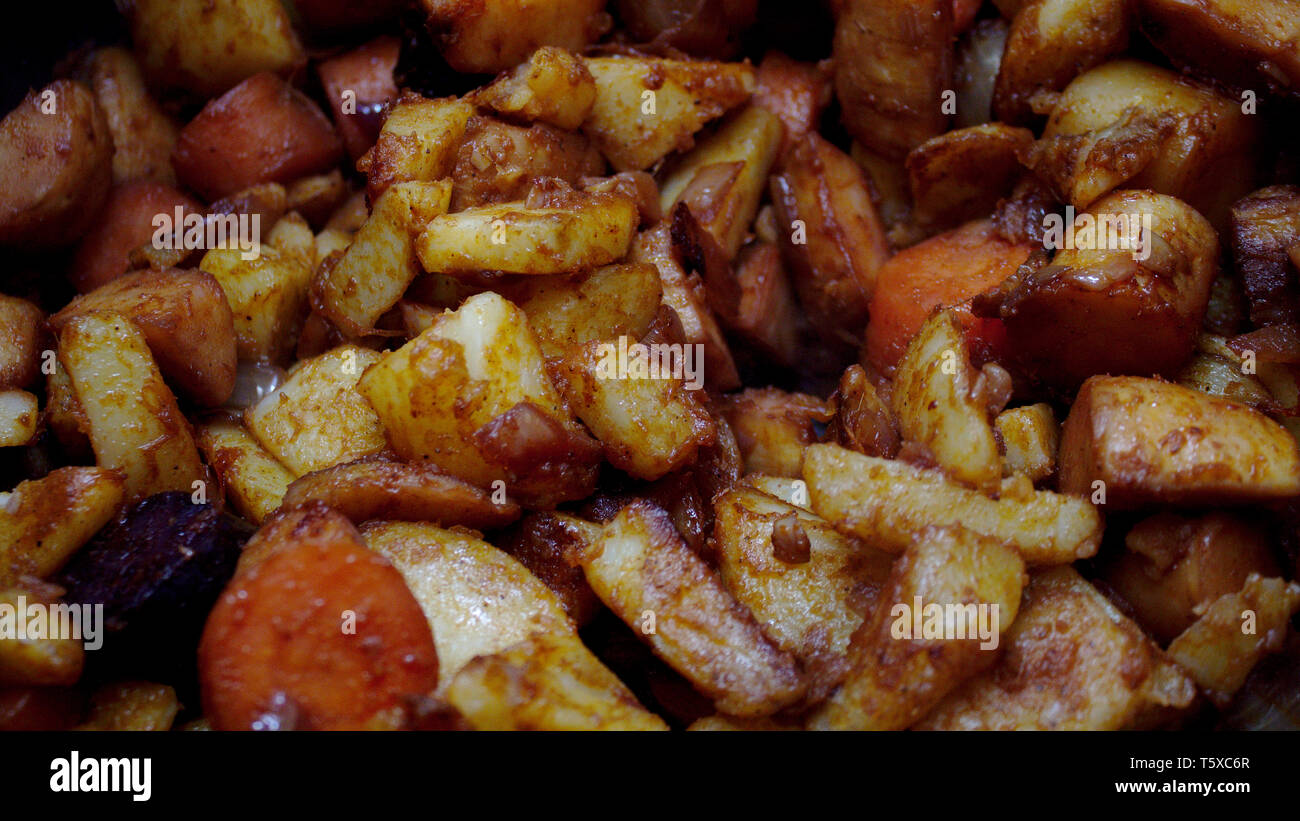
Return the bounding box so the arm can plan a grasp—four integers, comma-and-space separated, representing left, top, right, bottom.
560, 501, 807, 716
804, 444, 1102, 565
450, 116, 605, 210
892, 310, 1002, 492
719, 388, 828, 478
446, 632, 668, 730
581, 56, 755, 171
200, 244, 314, 365
196, 421, 294, 525
422, 0, 610, 74
0, 391, 37, 448
992, 0, 1131, 126
0, 295, 44, 391
660, 105, 783, 259
415, 189, 636, 276
995, 403, 1058, 482
51, 269, 238, 407
809, 525, 1025, 730
906, 124, 1034, 231
362, 94, 473, 202
357, 291, 599, 505
127, 0, 305, 97
1058, 376, 1300, 508
833, 0, 952, 159
916, 567, 1197, 729
986, 190, 1220, 390
88, 47, 179, 185
1230, 185, 1300, 327
57, 313, 205, 501
0, 586, 84, 687
0, 467, 125, 586
279, 455, 521, 529
512, 263, 663, 359
1105, 512, 1281, 644
0, 80, 112, 248
316, 36, 401, 162
470, 47, 597, 130
314, 180, 452, 335
1165, 575, 1300, 707
244, 345, 387, 477
713, 486, 894, 702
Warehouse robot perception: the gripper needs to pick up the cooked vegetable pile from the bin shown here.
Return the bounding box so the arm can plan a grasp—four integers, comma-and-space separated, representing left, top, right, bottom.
0, 0, 1299, 731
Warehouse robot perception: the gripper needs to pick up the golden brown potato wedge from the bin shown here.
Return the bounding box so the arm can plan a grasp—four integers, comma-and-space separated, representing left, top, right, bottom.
713, 485, 894, 702
803, 443, 1102, 565
992, 0, 1131, 126
57, 312, 205, 501
88, 47, 179, 185
559, 501, 807, 717
280, 455, 521, 529
833, 0, 952, 159
809, 525, 1025, 730
50, 268, 238, 407
127, 0, 305, 97
244, 345, 387, 477
0, 467, 125, 586
891, 310, 1002, 492
415, 190, 637, 276
200, 244, 314, 365
1059, 376, 1300, 508
659, 105, 783, 259
916, 567, 1197, 729
314, 180, 452, 335
0, 80, 112, 248
1034, 60, 1257, 228
446, 631, 668, 730
422, 0, 610, 74
581, 56, 755, 171
1165, 575, 1300, 707
470, 46, 597, 130
196, 420, 295, 525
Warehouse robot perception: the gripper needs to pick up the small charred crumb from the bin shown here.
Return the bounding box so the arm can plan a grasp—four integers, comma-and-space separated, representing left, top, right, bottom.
772, 512, 811, 564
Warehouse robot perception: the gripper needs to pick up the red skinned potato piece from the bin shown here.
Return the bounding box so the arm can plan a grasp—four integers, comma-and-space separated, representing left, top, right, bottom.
173, 73, 344, 202
864, 219, 1033, 377
71, 181, 203, 293
753, 51, 832, 159
317, 36, 401, 162
200, 505, 439, 730
986, 190, 1219, 391
50, 268, 238, 407
0, 80, 113, 248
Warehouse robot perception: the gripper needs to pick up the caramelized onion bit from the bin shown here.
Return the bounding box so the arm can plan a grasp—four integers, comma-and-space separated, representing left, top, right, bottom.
771, 512, 811, 564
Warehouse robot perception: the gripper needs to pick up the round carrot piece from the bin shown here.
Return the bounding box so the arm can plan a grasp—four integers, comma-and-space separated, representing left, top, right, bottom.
199, 511, 438, 730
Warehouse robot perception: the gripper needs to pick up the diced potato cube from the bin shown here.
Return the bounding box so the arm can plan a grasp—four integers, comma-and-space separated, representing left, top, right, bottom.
200, 245, 313, 364
196, 421, 295, 524
582, 56, 755, 171
362, 94, 473, 200
0, 391, 38, 448
0, 467, 125, 585
470, 46, 597, 130
513, 263, 662, 359
245, 345, 388, 477
995, 403, 1058, 482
